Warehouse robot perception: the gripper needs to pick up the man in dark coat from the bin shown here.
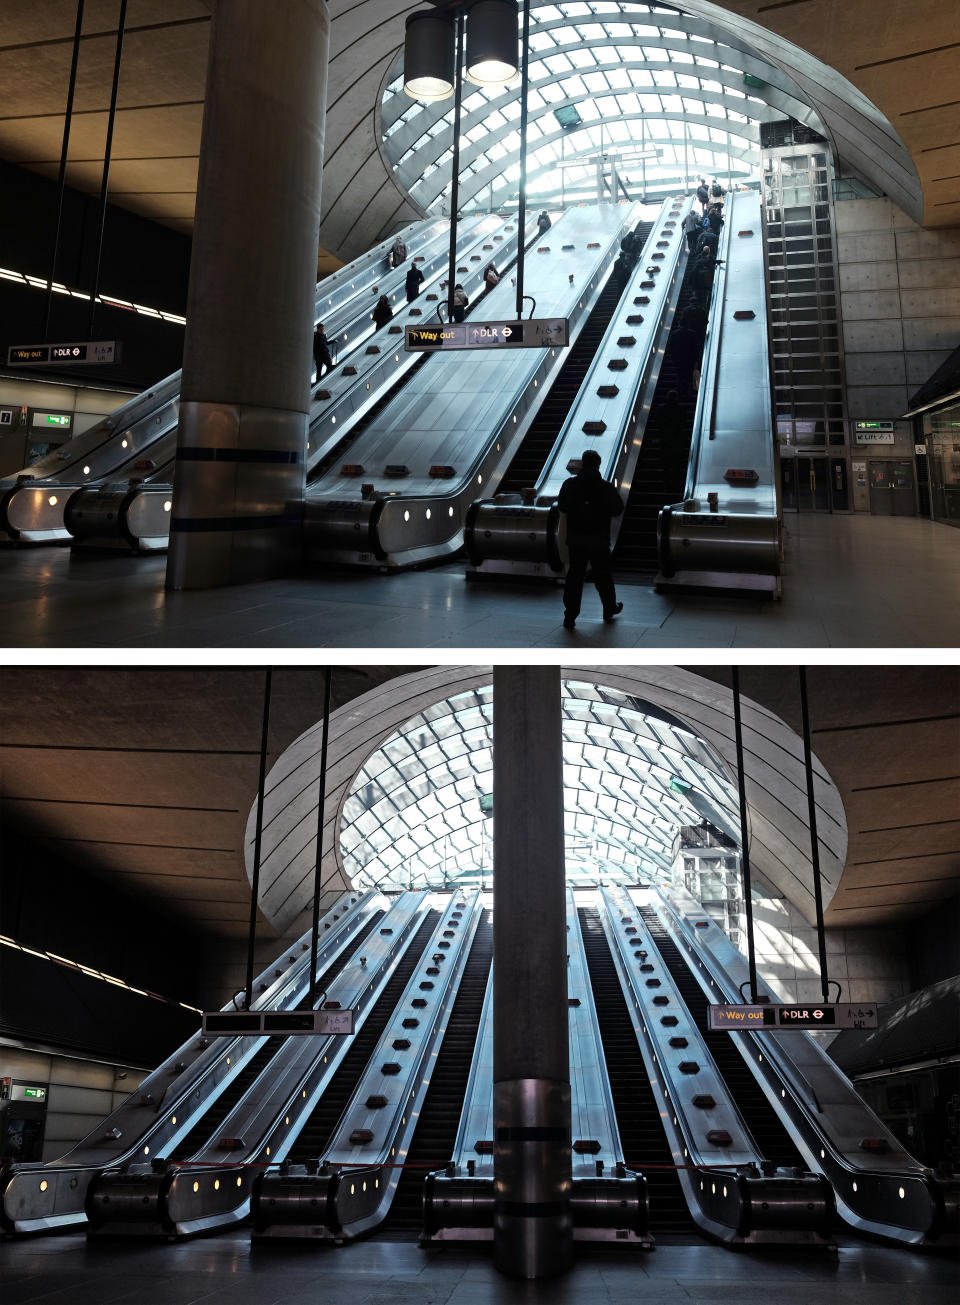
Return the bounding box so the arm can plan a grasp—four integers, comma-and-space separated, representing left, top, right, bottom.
557, 448, 625, 629
313, 322, 333, 379
405, 263, 424, 302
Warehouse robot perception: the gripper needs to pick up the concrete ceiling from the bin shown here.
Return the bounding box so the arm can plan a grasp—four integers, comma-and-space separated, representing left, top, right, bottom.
0, 0, 955, 266
0, 665, 956, 955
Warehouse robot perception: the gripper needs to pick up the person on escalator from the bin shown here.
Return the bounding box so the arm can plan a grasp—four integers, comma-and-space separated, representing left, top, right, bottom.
696, 179, 710, 213
557, 448, 625, 630
695, 226, 719, 259
390, 235, 407, 268
682, 209, 701, 253
706, 204, 723, 235
405, 263, 424, 302
313, 322, 334, 380
612, 253, 631, 295
373, 295, 393, 330
659, 389, 690, 491
483, 262, 500, 294
691, 247, 723, 305
452, 283, 469, 322
670, 316, 700, 400
537, 210, 552, 235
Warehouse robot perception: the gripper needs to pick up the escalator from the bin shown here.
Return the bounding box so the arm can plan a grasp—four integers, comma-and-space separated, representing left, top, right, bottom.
638, 906, 804, 1170
495, 225, 654, 496
611, 255, 702, 579
285, 910, 441, 1163
382, 910, 493, 1235
171, 911, 384, 1162
578, 906, 692, 1234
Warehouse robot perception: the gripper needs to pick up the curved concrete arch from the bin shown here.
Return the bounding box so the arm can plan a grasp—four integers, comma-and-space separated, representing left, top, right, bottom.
317, 0, 922, 260
245, 667, 848, 940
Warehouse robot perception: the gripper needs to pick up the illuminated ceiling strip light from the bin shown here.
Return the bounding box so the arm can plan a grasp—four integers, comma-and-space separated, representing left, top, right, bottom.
0, 933, 201, 1012
0, 266, 186, 325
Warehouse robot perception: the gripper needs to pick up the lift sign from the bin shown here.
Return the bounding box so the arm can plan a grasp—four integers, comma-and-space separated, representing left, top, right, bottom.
709, 1003, 878, 1030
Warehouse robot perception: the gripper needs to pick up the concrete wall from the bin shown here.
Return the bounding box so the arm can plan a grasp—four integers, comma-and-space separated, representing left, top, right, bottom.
0, 377, 135, 477
0, 1047, 142, 1164
836, 197, 960, 459
752, 875, 910, 1008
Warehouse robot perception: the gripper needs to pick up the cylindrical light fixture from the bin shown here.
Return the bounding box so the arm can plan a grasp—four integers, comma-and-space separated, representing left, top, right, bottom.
465, 0, 518, 87
404, 9, 456, 101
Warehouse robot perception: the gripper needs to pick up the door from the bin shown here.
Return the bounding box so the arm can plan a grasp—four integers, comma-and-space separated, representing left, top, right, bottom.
869, 460, 916, 516
797, 455, 829, 511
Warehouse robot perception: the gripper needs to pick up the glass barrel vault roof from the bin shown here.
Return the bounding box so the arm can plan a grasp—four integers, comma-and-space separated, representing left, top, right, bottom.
381, 1, 826, 213
340, 680, 741, 892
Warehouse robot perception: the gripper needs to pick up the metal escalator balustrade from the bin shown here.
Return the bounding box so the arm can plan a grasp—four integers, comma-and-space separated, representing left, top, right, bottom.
463, 196, 692, 579
597, 886, 831, 1244
611, 249, 704, 578
637, 905, 804, 1171
0, 218, 442, 545
84, 893, 432, 1239
385, 910, 493, 1233
304, 204, 636, 570
63, 217, 520, 555
170, 909, 385, 1162
253, 894, 484, 1241
656, 191, 782, 597
577, 905, 691, 1234
649, 883, 955, 1247
0, 891, 378, 1236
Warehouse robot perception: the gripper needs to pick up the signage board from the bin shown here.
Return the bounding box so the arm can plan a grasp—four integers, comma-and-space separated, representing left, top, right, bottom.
854, 420, 895, 446
10, 1084, 47, 1102
709, 1002, 879, 1031
406, 318, 569, 353
202, 1009, 356, 1037
7, 340, 119, 367
0, 409, 13, 426
32, 412, 72, 431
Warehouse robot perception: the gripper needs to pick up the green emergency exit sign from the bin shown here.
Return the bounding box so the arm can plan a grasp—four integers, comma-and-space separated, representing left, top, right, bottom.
23, 1087, 46, 1099
46, 415, 69, 426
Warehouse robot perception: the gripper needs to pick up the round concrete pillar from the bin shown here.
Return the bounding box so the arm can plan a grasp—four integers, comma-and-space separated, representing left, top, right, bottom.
492, 666, 572, 1278
166, 0, 328, 589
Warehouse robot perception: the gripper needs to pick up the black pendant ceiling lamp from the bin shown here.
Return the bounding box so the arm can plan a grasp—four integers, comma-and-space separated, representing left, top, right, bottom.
465, 0, 518, 88
403, 8, 456, 101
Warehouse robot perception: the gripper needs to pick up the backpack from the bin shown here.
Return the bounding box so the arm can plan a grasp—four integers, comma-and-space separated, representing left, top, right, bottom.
710, 182, 722, 197
696, 184, 708, 201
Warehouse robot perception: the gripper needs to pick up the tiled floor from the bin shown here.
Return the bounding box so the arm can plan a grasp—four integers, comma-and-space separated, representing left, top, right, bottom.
2, 1232, 957, 1305
0, 514, 957, 649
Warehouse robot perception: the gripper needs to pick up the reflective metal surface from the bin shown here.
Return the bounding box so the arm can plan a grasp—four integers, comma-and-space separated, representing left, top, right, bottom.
657, 191, 781, 594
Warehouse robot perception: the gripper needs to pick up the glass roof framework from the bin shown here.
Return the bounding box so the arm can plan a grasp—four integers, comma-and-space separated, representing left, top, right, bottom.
340, 681, 741, 893
381, 1, 827, 213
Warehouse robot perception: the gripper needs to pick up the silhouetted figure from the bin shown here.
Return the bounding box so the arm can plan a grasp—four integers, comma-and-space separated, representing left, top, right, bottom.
483, 263, 500, 294
313, 323, 333, 379
390, 235, 407, 268
670, 319, 700, 399
557, 448, 625, 629
373, 295, 393, 330
537, 210, 552, 235
405, 264, 424, 302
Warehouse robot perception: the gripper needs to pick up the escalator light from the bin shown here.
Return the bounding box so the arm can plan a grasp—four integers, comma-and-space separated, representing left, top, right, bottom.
164, 501, 172, 512
899, 1187, 905, 1199
448, 507, 454, 518
193, 1182, 199, 1193
403, 510, 410, 522
725, 468, 759, 483
83, 466, 90, 475
214, 1179, 220, 1191
852, 1181, 858, 1192
425, 509, 431, 520
237, 1177, 243, 1187
738, 230, 755, 237
40, 1180, 48, 1192
48, 495, 57, 506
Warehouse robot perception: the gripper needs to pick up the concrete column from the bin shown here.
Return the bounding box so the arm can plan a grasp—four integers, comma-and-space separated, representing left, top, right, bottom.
166, 0, 328, 590
492, 666, 572, 1279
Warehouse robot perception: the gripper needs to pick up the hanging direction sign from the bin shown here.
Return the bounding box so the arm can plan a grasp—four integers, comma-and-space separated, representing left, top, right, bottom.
708, 1003, 878, 1031
7, 340, 119, 367
406, 318, 569, 353
202, 1009, 356, 1037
